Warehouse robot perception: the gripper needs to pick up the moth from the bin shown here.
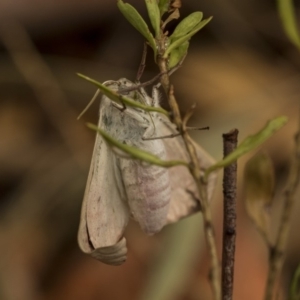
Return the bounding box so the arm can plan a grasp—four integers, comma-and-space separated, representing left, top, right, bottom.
78, 78, 216, 265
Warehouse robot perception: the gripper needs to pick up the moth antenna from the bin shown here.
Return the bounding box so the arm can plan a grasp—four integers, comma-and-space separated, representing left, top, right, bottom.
142, 132, 181, 141
77, 89, 100, 120
142, 126, 210, 141
136, 42, 147, 82
118, 71, 167, 93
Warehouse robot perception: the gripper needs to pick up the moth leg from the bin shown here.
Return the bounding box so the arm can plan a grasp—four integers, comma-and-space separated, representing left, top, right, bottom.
138, 82, 160, 108
77, 89, 100, 120
112, 101, 126, 112
151, 84, 161, 107
139, 86, 153, 106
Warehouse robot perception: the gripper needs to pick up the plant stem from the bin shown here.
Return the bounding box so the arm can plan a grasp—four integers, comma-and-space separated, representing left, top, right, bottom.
157, 56, 221, 300
222, 129, 238, 300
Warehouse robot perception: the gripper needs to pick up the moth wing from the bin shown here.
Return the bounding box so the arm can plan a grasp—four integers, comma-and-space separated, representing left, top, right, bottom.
78, 107, 130, 265
158, 116, 217, 224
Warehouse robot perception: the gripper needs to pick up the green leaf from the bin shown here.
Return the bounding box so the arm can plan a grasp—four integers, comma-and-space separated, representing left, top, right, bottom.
170, 12, 203, 41
244, 152, 275, 241
205, 116, 288, 177
165, 17, 212, 57
168, 41, 189, 69
158, 0, 170, 16
145, 0, 161, 38
117, 0, 157, 55
77, 73, 169, 116
87, 123, 188, 168
289, 264, 300, 300
277, 0, 300, 50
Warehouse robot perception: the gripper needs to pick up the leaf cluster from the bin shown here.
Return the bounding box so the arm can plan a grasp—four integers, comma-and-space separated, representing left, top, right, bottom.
117, 0, 212, 68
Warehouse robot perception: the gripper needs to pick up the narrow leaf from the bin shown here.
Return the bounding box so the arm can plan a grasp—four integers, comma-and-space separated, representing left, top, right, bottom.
244, 152, 275, 240
205, 116, 288, 176
168, 41, 189, 69
77, 73, 169, 116
165, 17, 212, 56
170, 11, 203, 41
277, 0, 300, 50
87, 123, 188, 168
145, 0, 161, 38
117, 0, 157, 55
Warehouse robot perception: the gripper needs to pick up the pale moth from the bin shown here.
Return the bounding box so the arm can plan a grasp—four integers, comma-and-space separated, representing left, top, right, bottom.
78, 78, 217, 265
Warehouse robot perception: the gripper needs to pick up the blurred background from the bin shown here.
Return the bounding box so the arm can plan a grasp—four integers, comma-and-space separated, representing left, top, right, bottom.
0, 0, 299, 299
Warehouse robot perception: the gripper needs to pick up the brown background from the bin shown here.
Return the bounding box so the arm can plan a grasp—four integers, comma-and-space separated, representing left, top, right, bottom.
0, 1, 299, 299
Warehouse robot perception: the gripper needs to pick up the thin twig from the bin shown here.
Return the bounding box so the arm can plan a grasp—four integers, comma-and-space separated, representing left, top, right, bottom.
222, 129, 238, 300
157, 51, 221, 300
0, 20, 90, 170
264, 107, 300, 300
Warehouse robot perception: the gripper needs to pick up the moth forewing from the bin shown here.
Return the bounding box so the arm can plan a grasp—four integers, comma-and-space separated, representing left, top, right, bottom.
77, 93, 130, 265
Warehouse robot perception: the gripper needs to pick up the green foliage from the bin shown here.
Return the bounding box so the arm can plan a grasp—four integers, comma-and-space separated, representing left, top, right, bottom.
168, 41, 189, 69
117, 0, 212, 68
145, 0, 161, 38
205, 116, 288, 177
277, 0, 300, 50
117, 0, 157, 55
165, 16, 212, 57
289, 264, 300, 300
169, 12, 203, 41
166, 11, 212, 66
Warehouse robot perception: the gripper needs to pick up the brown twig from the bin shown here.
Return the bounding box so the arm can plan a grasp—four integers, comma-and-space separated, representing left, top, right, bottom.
157, 50, 221, 300
264, 108, 300, 300
222, 129, 238, 300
